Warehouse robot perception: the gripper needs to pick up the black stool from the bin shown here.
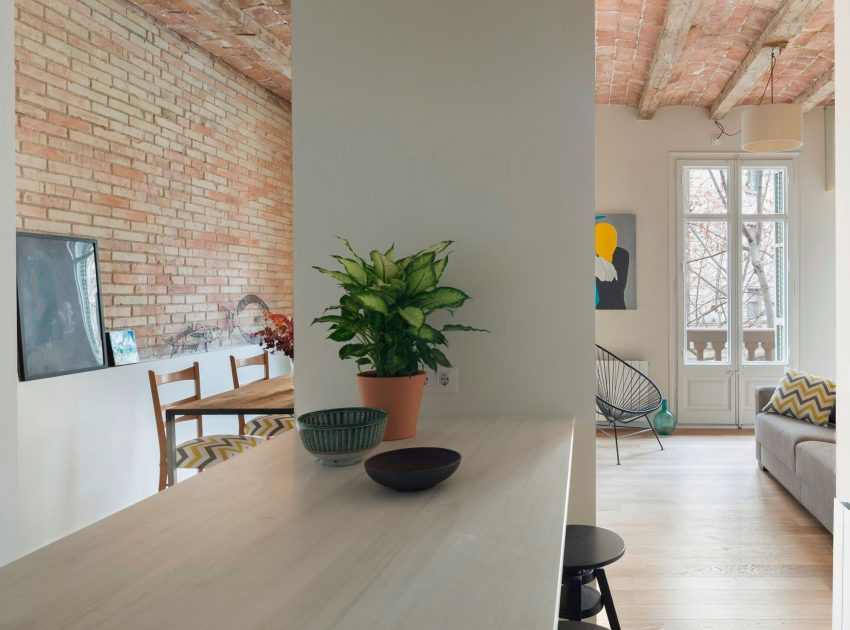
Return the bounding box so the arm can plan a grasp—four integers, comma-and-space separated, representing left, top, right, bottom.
558, 622, 609, 630
561, 525, 625, 630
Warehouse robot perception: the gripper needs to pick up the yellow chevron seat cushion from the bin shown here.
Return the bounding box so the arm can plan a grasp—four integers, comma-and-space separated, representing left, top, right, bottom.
245, 415, 295, 438
176, 434, 264, 470
763, 368, 836, 427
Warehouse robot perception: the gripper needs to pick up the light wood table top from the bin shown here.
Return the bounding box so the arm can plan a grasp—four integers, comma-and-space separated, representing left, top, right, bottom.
167, 374, 294, 417
0, 417, 574, 630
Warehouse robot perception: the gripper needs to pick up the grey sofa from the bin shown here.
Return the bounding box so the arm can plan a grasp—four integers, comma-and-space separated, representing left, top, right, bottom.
754, 386, 836, 532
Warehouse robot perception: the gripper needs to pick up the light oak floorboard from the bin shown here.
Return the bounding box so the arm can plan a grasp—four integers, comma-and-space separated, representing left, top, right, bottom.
593, 431, 832, 629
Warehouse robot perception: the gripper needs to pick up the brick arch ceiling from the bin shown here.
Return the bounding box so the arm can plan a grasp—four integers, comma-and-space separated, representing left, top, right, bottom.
130, 0, 833, 118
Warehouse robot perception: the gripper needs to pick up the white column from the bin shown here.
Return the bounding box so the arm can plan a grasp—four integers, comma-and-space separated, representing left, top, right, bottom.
0, 0, 19, 565
834, 0, 849, 626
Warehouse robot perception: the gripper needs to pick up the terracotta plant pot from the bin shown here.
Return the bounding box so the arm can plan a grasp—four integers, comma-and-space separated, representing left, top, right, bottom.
356, 371, 426, 440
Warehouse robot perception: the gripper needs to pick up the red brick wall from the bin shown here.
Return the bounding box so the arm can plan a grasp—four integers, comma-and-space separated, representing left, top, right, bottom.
14, 0, 293, 359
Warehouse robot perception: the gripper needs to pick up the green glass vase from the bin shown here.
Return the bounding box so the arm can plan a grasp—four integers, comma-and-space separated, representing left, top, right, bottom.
653, 399, 677, 436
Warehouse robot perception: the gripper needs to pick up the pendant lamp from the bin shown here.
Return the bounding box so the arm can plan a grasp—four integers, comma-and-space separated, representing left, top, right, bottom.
741, 50, 803, 153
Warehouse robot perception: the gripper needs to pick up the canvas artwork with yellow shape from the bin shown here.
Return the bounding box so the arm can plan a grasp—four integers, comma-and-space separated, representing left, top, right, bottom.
595, 214, 636, 310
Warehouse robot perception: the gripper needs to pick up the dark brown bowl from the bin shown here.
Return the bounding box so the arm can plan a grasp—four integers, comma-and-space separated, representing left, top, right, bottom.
364, 447, 461, 492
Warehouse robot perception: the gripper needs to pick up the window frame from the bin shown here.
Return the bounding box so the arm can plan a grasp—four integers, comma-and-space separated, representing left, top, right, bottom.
671, 154, 799, 370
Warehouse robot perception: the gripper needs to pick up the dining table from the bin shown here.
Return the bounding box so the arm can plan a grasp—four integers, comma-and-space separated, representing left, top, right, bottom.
0, 416, 575, 629
165, 374, 295, 487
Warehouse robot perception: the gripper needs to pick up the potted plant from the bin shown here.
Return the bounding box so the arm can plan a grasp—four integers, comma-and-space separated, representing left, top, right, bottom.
313, 239, 486, 440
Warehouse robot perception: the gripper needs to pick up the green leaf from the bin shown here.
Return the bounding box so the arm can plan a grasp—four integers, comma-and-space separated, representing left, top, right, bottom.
332, 256, 368, 285
314, 266, 353, 285
417, 324, 446, 344
419, 347, 438, 371
432, 256, 448, 282
405, 251, 435, 272
336, 237, 369, 265
416, 287, 470, 310
356, 357, 372, 366
432, 348, 452, 368
415, 240, 453, 258
370, 250, 401, 281
384, 244, 395, 259
339, 343, 369, 359
356, 292, 388, 314
312, 315, 346, 325
398, 306, 425, 329
442, 324, 490, 333
329, 327, 356, 342
405, 264, 437, 295
383, 278, 406, 296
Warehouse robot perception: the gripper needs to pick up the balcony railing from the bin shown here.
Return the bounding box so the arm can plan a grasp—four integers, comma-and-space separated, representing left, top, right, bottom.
686, 328, 777, 362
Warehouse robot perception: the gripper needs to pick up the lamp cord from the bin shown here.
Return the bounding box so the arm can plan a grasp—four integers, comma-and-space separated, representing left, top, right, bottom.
758, 49, 778, 106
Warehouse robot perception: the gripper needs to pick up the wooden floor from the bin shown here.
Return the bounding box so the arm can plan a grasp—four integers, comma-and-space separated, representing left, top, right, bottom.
593, 429, 833, 630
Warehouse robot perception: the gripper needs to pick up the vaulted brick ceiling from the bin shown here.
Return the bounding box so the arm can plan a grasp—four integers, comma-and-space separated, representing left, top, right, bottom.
128, 0, 291, 101
597, 0, 834, 118
129, 0, 833, 120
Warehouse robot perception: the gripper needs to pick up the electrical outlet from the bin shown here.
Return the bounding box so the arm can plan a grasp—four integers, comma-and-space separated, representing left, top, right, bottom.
435, 366, 459, 393
423, 366, 459, 393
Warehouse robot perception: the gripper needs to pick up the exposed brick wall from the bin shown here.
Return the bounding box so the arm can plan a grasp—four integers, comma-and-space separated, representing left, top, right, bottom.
14, 0, 293, 360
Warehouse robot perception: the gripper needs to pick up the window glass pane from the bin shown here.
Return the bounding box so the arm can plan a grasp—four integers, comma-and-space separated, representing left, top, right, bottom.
741, 221, 785, 362
742, 167, 785, 214
685, 221, 729, 363
684, 167, 729, 214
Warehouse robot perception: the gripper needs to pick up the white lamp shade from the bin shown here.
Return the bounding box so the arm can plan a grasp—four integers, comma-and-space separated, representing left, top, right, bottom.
741, 103, 803, 152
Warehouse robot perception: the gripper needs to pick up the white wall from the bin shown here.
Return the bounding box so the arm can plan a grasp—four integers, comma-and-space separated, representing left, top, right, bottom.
0, 0, 18, 565
14, 346, 290, 557
292, 0, 597, 523
596, 106, 836, 406
836, 0, 850, 504
835, 4, 850, 626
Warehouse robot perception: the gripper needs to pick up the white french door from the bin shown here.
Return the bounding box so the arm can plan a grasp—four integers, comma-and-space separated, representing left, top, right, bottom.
674, 156, 798, 426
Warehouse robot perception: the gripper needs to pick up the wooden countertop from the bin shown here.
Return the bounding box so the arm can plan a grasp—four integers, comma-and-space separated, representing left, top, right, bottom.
0, 417, 575, 630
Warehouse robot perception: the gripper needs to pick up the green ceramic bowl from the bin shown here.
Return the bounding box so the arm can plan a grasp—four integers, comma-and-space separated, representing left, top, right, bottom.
296, 407, 388, 466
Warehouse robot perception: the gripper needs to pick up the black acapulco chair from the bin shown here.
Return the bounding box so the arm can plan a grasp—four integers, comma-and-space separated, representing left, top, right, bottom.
596, 345, 664, 465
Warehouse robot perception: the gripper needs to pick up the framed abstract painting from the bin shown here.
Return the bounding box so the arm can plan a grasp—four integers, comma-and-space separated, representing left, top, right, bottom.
595, 214, 636, 310
106, 330, 140, 366
16, 232, 107, 381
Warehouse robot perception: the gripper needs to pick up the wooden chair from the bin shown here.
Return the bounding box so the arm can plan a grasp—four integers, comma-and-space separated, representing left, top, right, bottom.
230, 351, 295, 439
149, 362, 263, 491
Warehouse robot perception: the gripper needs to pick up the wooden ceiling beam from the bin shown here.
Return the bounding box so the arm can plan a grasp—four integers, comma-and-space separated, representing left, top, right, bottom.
637, 0, 701, 120
795, 65, 834, 111
709, 0, 824, 120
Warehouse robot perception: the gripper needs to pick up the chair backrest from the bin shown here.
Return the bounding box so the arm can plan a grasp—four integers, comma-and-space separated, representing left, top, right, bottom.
595, 345, 662, 420
148, 362, 203, 491
230, 351, 270, 434
229, 351, 270, 389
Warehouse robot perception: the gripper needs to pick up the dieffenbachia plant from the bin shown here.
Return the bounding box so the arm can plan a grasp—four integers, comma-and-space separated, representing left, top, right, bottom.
313, 239, 487, 377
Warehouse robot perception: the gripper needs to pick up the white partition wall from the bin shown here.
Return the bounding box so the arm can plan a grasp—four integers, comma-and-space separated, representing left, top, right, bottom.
0, 0, 17, 565
292, 0, 597, 522
836, 0, 849, 627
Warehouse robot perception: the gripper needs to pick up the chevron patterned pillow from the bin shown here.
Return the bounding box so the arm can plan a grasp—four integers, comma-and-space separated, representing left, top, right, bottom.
763, 368, 836, 426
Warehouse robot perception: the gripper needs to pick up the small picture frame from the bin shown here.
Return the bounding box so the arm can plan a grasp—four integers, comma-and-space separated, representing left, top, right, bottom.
107, 330, 140, 366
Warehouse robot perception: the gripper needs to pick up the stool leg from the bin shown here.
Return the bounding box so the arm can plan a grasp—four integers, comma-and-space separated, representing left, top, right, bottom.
594, 567, 621, 630
563, 574, 583, 621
